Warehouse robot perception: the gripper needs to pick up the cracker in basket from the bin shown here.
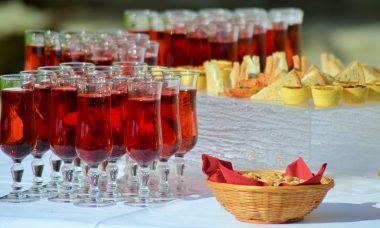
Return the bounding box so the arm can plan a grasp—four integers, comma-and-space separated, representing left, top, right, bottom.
240, 171, 305, 186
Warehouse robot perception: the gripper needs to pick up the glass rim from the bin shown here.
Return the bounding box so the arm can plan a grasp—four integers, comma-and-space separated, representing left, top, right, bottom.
0, 74, 35, 82
25, 29, 46, 34
60, 62, 96, 67
113, 61, 146, 66
60, 29, 89, 35
20, 70, 55, 76
124, 9, 151, 14
95, 65, 121, 69
38, 66, 62, 70
164, 70, 201, 75
129, 79, 163, 85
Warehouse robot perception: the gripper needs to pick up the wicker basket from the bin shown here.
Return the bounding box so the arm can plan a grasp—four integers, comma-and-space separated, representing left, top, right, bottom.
207, 170, 334, 224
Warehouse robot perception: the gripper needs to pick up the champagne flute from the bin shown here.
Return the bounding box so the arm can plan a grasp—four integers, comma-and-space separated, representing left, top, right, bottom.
48, 76, 81, 203
101, 77, 129, 202
124, 79, 163, 206
20, 70, 54, 198
155, 73, 182, 200
0, 74, 38, 203
171, 70, 199, 196
74, 80, 114, 207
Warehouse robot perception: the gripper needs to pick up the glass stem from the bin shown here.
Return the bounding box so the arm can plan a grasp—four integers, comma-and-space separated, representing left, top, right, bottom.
61, 162, 74, 195
50, 155, 62, 183
126, 160, 138, 189
106, 161, 118, 193
88, 167, 100, 202
10, 162, 24, 197
158, 160, 170, 194
31, 157, 44, 188
174, 156, 186, 192
138, 166, 150, 199
72, 157, 82, 186
148, 159, 159, 190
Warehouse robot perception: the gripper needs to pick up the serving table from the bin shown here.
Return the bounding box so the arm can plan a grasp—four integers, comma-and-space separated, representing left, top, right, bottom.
1, 95, 380, 227
1, 153, 380, 227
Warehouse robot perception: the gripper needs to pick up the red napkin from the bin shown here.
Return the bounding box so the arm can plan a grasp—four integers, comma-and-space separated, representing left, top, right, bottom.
202, 154, 267, 186
202, 154, 327, 186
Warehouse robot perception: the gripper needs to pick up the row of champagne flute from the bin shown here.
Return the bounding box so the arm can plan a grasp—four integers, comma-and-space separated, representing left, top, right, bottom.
25, 29, 159, 71
125, 7, 303, 69
0, 62, 199, 207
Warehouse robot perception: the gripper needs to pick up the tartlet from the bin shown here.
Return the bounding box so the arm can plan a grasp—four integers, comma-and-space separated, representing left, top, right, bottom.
311, 85, 342, 108
367, 82, 380, 102
342, 84, 368, 104
281, 86, 311, 106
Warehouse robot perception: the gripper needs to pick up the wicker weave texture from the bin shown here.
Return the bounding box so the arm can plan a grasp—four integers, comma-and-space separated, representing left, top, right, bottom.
207, 170, 334, 224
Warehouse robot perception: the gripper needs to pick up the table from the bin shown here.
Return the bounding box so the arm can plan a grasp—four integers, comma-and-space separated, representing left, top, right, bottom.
1, 151, 380, 228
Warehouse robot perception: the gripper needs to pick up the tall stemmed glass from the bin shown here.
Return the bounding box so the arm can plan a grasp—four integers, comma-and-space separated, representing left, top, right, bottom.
113, 61, 146, 77
24, 30, 45, 70
60, 30, 87, 62
125, 79, 163, 206
101, 77, 129, 202
156, 74, 182, 199
48, 76, 81, 203
20, 70, 53, 198
59, 62, 95, 186
60, 62, 95, 78
0, 74, 38, 203
83, 33, 114, 66
172, 70, 199, 196
74, 80, 114, 207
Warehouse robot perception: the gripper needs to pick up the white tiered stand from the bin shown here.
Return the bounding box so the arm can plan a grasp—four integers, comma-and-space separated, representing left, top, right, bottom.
190, 94, 380, 178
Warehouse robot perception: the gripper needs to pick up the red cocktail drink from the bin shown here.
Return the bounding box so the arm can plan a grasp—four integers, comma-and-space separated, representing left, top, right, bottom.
76, 94, 112, 167
178, 89, 197, 154
34, 84, 51, 153
110, 90, 128, 160
160, 88, 181, 160
127, 97, 162, 165
1, 88, 36, 162
209, 41, 237, 62
61, 51, 85, 62
265, 22, 286, 56
165, 33, 189, 67
25, 45, 45, 70
50, 86, 78, 162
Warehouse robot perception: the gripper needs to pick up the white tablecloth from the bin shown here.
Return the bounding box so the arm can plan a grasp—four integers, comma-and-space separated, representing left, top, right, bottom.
1, 151, 380, 228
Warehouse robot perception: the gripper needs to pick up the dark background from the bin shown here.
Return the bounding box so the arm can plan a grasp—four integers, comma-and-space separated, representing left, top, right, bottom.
1, 0, 379, 74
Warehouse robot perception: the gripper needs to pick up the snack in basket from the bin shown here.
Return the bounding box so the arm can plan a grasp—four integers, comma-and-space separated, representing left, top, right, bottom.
240, 170, 305, 186
202, 154, 333, 224
202, 154, 327, 186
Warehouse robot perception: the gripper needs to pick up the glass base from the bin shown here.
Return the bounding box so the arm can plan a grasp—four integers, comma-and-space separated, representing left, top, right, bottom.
25, 186, 49, 198
0, 193, 39, 203
172, 187, 200, 198
48, 191, 77, 203
101, 191, 125, 202
120, 186, 139, 197
45, 181, 62, 193
74, 198, 116, 208
124, 196, 156, 207
76, 186, 90, 198
152, 191, 177, 202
